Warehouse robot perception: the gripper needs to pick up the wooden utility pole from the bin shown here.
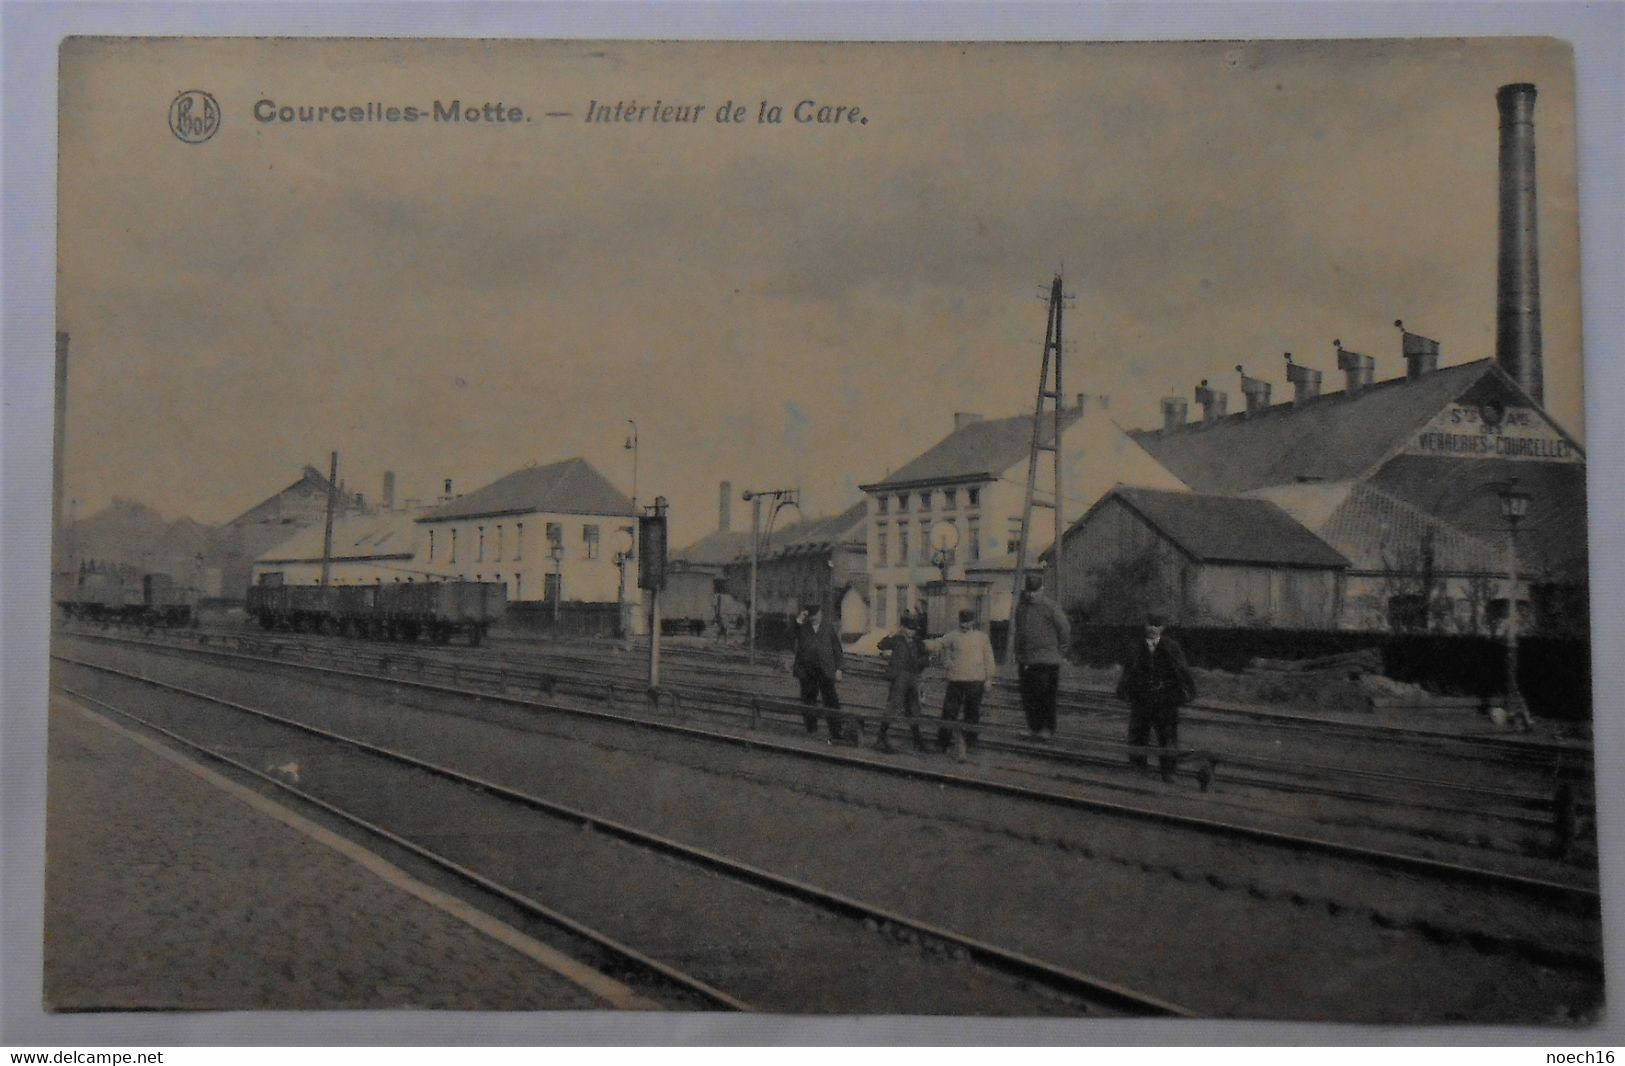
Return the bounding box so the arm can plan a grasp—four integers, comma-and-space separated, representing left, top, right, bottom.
320, 451, 339, 588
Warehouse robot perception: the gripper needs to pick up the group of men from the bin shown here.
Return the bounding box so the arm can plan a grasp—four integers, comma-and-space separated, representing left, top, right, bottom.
790, 573, 1199, 778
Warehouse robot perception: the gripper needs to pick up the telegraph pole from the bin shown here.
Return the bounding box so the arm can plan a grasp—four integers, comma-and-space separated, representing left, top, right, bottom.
742, 487, 799, 664
320, 451, 339, 589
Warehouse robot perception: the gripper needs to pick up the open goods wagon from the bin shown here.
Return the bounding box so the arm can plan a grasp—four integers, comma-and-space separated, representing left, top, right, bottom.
246, 579, 506, 645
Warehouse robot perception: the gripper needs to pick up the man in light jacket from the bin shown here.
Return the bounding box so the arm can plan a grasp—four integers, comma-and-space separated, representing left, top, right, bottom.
1014, 572, 1071, 739
928, 608, 998, 761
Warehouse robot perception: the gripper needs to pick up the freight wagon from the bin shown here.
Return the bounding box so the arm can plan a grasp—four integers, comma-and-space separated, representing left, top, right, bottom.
245, 579, 506, 645
57, 567, 199, 627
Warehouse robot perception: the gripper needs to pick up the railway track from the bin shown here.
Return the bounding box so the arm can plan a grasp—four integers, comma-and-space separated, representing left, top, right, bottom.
56, 628, 1599, 906
91, 623, 1588, 849
56, 659, 1190, 1016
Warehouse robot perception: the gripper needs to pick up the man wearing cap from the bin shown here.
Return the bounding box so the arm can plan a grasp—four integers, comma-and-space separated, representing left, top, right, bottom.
1014, 572, 1072, 739
927, 608, 998, 761
1115, 613, 1197, 781
875, 610, 929, 753
792, 603, 854, 743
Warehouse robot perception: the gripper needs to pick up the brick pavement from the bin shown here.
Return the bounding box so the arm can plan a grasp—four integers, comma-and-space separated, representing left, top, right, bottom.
44, 692, 646, 1012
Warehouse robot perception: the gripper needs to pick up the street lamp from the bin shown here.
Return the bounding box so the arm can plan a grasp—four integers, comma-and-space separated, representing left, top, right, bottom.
624, 420, 639, 518
1495, 479, 1533, 729
549, 542, 565, 626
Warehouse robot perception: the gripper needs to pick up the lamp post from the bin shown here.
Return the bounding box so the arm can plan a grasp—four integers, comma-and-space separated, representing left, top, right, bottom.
741, 487, 799, 664
549, 542, 565, 626
625, 420, 639, 517
1496, 480, 1533, 728
614, 525, 635, 639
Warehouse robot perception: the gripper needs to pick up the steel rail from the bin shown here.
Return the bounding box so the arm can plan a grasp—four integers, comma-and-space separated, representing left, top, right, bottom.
55, 640, 1601, 912
57, 682, 749, 1012
57, 661, 1191, 1018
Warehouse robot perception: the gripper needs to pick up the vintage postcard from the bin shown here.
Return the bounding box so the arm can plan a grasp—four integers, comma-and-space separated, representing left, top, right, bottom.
43, 34, 1600, 1027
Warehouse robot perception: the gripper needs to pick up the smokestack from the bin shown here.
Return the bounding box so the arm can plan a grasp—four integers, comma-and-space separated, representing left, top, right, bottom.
1236, 365, 1272, 415
1283, 352, 1322, 406
1161, 396, 1188, 431
953, 412, 984, 431
382, 471, 396, 511
718, 481, 733, 532
1496, 82, 1543, 406
1335, 339, 1374, 396
1195, 380, 1228, 424
53, 331, 68, 542
1396, 320, 1440, 379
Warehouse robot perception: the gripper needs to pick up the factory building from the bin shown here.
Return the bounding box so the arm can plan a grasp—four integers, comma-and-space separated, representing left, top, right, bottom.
665, 482, 750, 633
858, 398, 1187, 635
1116, 346, 1586, 638
415, 457, 639, 611
217, 464, 363, 598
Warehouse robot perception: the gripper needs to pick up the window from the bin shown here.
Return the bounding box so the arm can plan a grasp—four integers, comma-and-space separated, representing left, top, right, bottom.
898, 525, 910, 566
944, 488, 957, 511
450, 528, 458, 563
874, 586, 889, 630
495, 525, 503, 562
876, 524, 888, 566
546, 522, 563, 551
918, 520, 931, 563
897, 493, 909, 513
919, 490, 932, 512
967, 517, 981, 561
428, 529, 435, 561
876, 496, 889, 516
545, 572, 562, 602
477, 526, 485, 562
516, 573, 523, 599
515, 522, 524, 560
968, 486, 981, 508
1006, 519, 1023, 556
584, 524, 600, 560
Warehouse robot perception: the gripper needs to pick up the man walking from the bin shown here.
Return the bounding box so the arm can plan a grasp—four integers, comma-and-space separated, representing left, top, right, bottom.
1014, 572, 1071, 739
929, 608, 998, 762
1115, 613, 1197, 781
875, 610, 929, 753
792, 603, 854, 743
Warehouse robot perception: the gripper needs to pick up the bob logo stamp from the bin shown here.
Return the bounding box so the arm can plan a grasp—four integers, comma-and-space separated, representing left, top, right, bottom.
168, 90, 220, 144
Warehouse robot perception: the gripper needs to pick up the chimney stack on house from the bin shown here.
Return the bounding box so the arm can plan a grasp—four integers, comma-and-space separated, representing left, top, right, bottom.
1283, 352, 1323, 406
718, 481, 733, 532
441, 478, 454, 501
382, 471, 396, 512
1396, 320, 1440, 379
1195, 379, 1228, 424
1161, 396, 1188, 431
1236, 365, 1272, 415
953, 412, 985, 431
1335, 339, 1375, 396
1496, 82, 1544, 406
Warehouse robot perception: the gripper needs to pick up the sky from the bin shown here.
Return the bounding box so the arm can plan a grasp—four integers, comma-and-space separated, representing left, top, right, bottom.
56, 36, 1582, 546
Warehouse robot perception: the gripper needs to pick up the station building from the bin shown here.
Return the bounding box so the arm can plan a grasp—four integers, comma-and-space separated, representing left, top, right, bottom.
720, 503, 870, 641
414, 457, 639, 610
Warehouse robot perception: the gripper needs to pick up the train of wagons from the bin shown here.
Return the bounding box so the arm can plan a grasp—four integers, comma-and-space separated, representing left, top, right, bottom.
245, 577, 507, 646
56, 567, 200, 627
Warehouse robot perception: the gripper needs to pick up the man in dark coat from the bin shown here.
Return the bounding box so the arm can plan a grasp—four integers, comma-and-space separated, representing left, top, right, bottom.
792, 603, 853, 743
1014, 572, 1071, 739
875, 610, 929, 753
1115, 613, 1197, 781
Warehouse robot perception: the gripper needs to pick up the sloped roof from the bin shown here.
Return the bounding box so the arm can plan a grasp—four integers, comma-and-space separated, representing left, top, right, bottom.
1089, 487, 1348, 569
861, 408, 1087, 490
768, 501, 868, 554
420, 457, 633, 522
1248, 481, 1503, 575
224, 464, 340, 526
256, 508, 425, 564
673, 529, 753, 567
1130, 361, 1507, 494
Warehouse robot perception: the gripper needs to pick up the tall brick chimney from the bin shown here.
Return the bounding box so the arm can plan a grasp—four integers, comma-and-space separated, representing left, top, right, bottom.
718, 481, 733, 532
382, 471, 396, 511
1496, 82, 1543, 406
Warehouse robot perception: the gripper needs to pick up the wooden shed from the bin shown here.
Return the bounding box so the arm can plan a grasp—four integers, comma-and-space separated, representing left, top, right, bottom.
1049, 486, 1349, 628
